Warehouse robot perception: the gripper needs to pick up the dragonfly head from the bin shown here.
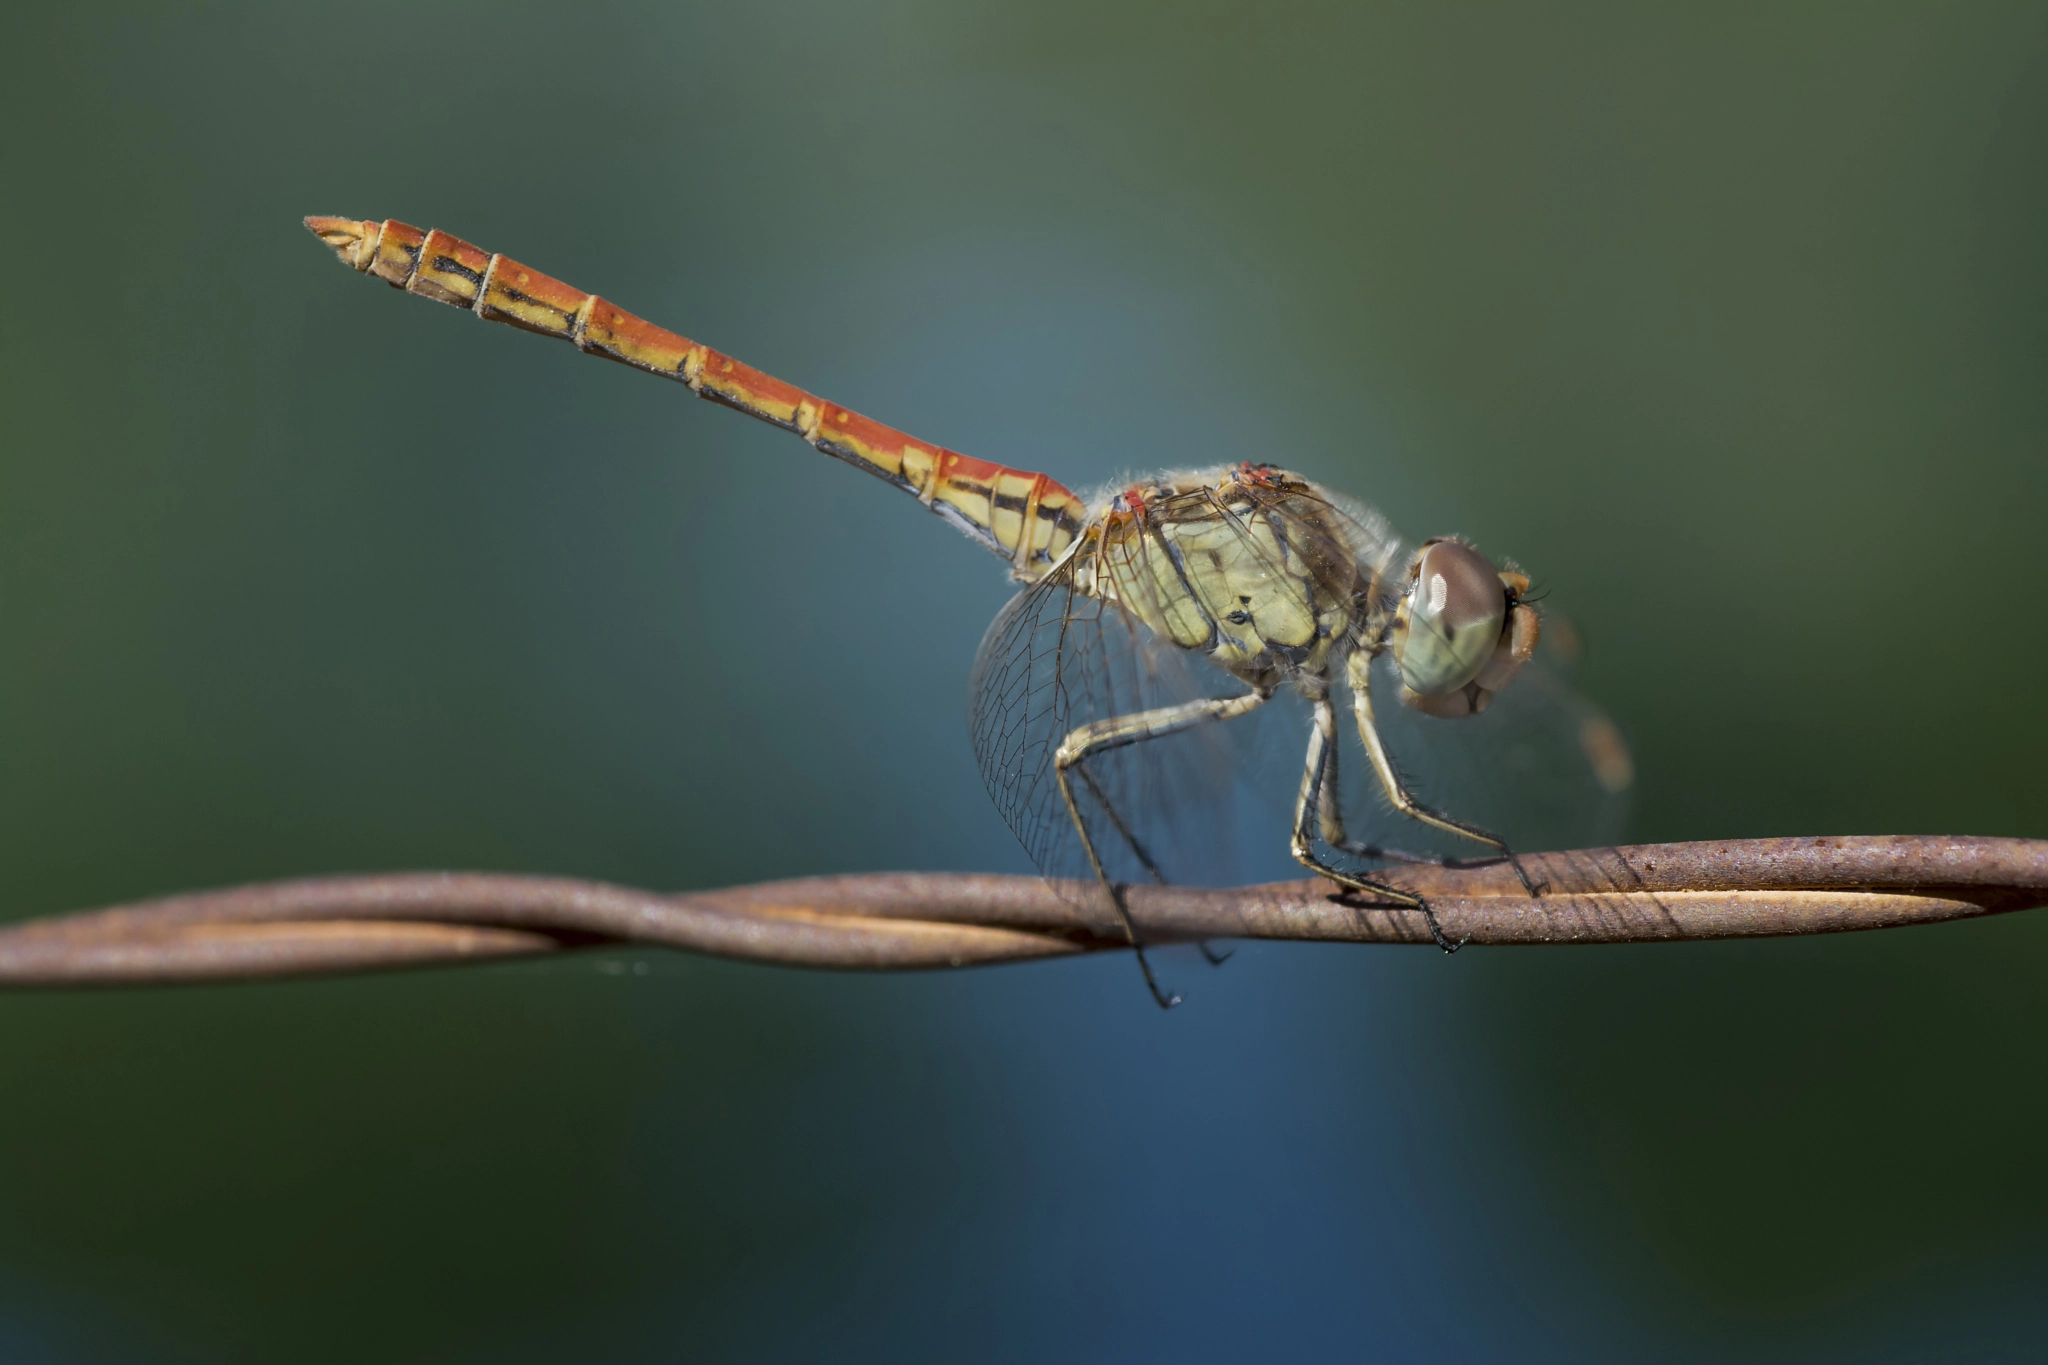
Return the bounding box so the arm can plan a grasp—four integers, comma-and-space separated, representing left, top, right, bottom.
1392, 538, 1540, 718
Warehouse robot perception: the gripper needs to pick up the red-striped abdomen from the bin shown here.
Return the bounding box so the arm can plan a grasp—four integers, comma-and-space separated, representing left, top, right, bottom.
305, 216, 1088, 578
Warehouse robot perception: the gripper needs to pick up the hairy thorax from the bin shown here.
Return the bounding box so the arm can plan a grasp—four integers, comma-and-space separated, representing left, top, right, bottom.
1068, 466, 1376, 693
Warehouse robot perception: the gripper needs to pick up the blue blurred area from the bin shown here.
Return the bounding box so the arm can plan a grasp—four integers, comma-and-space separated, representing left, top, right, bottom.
1, 1, 2045, 1359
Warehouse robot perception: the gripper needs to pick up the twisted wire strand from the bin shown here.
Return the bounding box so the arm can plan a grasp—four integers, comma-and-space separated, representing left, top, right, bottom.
1, 836, 2040, 986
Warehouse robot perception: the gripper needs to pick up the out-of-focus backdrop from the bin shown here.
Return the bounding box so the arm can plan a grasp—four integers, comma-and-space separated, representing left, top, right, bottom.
2, 3, 2044, 1360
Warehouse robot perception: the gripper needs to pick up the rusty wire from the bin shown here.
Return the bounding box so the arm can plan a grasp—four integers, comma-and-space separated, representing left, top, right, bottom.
0, 835, 2040, 987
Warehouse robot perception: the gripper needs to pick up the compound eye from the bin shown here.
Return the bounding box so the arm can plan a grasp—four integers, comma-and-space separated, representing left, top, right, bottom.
1396, 540, 1508, 696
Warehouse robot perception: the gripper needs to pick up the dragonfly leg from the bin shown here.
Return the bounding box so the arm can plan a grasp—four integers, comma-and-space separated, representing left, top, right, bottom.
1056, 690, 1272, 1007
1291, 696, 1465, 952
1315, 741, 1514, 870
1072, 765, 1231, 967
1345, 650, 1543, 897
1072, 765, 1168, 885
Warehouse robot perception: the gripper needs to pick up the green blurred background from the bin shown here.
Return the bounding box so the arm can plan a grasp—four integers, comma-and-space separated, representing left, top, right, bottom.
2, 2, 2045, 1359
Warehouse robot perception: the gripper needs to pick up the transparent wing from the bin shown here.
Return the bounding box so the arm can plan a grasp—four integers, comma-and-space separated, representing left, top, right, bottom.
968, 550, 1264, 930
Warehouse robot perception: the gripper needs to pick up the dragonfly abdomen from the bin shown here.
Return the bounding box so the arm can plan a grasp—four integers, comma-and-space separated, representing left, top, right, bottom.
305, 216, 1087, 578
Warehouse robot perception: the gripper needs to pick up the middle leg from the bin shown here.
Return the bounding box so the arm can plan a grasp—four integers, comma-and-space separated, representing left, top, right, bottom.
1290, 694, 1465, 952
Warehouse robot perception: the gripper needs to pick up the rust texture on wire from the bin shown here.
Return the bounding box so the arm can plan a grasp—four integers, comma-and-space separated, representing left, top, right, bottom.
0, 836, 2041, 987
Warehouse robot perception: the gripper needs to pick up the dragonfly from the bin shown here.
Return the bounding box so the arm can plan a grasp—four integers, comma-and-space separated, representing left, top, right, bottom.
303, 214, 1632, 1007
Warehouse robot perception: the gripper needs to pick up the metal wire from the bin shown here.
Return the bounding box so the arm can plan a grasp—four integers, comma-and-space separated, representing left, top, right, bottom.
0, 836, 2040, 986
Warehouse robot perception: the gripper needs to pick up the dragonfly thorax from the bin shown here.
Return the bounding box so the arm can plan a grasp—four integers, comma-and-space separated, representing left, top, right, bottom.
1072, 465, 1372, 688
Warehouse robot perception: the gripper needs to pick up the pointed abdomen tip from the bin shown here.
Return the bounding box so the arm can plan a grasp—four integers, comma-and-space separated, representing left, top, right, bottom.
303, 215, 378, 270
